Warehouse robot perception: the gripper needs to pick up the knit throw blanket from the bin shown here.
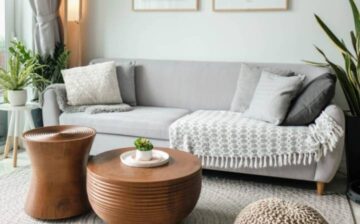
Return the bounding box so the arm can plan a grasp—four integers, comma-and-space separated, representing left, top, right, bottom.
169, 110, 344, 169
39, 84, 132, 114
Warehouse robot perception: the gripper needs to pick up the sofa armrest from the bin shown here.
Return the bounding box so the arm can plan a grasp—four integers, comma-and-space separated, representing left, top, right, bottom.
42, 89, 61, 126
314, 104, 345, 183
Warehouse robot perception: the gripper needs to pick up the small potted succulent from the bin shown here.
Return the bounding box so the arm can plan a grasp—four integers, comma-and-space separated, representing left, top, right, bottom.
134, 137, 154, 161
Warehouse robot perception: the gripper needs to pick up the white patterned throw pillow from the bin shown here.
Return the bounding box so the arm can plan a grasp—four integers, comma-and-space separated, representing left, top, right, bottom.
62, 61, 123, 106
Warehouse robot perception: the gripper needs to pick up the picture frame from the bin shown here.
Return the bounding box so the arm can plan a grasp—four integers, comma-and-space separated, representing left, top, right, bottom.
133, 0, 199, 12
213, 0, 288, 12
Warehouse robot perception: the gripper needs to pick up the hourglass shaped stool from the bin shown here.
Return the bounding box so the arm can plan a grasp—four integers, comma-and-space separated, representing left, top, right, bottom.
23, 125, 96, 220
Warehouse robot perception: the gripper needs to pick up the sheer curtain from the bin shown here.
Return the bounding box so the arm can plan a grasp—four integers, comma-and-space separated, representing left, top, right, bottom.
29, 0, 61, 56
0, 0, 7, 147
29, 0, 62, 128
0, 0, 6, 100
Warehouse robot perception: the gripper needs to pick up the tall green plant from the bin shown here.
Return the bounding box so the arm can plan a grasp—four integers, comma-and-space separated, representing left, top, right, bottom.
0, 56, 47, 91
9, 40, 70, 94
8, 40, 34, 65
35, 43, 70, 92
307, 0, 360, 116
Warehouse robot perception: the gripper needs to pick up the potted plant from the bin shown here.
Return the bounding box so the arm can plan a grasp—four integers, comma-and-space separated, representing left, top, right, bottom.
34, 43, 70, 92
307, 0, 360, 202
134, 137, 154, 161
0, 55, 47, 106
7, 40, 69, 126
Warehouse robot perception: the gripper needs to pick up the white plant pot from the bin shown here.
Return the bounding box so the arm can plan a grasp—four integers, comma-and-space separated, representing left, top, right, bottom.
8, 90, 27, 106
135, 150, 153, 161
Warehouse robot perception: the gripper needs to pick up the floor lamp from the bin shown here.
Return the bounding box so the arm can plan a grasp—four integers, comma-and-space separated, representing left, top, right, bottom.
62, 0, 83, 67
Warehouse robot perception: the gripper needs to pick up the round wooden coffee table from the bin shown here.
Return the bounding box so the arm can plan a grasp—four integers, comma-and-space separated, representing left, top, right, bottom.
87, 147, 202, 224
23, 125, 96, 220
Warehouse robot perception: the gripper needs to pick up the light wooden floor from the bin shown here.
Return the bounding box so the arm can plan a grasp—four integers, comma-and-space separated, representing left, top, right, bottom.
0, 150, 359, 223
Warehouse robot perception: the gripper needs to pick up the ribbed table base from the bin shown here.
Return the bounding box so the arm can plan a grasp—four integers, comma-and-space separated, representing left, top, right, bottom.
87, 148, 202, 224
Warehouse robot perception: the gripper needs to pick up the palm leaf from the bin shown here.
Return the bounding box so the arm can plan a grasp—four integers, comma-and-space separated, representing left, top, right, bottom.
314, 46, 360, 115
302, 60, 329, 67
351, 31, 359, 56
350, 0, 360, 35
310, 2, 360, 116
315, 14, 355, 58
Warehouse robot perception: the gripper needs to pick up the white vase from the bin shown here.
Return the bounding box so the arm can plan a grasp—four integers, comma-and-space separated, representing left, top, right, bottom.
135, 150, 153, 161
8, 90, 27, 106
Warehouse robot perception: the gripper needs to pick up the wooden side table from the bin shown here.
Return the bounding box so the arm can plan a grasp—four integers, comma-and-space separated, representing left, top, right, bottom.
23, 125, 96, 220
0, 103, 39, 167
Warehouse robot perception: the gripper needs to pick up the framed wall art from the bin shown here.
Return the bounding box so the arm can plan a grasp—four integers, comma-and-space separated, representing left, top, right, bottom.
133, 0, 199, 11
213, 0, 288, 12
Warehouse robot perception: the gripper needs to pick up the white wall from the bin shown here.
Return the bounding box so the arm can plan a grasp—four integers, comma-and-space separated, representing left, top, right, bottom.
84, 0, 352, 64
83, 0, 353, 108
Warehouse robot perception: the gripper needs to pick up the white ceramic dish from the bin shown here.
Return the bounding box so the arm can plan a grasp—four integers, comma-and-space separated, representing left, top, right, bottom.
120, 149, 170, 168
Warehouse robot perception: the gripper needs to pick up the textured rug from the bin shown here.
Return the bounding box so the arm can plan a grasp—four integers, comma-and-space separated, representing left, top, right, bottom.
0, 166, 354, 224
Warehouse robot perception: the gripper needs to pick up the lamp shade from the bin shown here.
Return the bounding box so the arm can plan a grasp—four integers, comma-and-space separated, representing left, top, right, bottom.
68, 0, 81, 22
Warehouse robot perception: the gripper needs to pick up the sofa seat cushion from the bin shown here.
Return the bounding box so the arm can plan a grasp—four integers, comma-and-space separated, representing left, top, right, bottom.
59, 106, 190, 140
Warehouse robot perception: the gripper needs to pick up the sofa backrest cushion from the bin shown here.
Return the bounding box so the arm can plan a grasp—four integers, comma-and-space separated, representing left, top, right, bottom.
283, 73, 337, 126
230, 64, 295, 113
242, 72, 305, 125
90, 58, 332, 111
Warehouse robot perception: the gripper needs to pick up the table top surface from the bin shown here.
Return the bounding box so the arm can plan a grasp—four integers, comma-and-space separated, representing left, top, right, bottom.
0, 103, 40, 111
87, 147, 202, 184
23, 125, 96, 142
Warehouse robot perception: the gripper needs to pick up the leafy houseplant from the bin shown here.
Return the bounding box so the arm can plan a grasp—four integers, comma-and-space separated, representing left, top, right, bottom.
0, 54, 47, 106
308, 0, 360, 116
7, 40, 69, 127
9, 41, 70, 94
309, 0, 360, 201
34, 43, 70, 93
134, 137, 154, 161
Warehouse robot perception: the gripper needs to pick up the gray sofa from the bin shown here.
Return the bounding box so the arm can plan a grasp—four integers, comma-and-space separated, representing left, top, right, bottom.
42, 58, 345, 189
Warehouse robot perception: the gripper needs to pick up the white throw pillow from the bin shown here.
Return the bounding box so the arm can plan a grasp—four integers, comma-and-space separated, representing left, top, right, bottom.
62, 61, 122, 106
243, 71, 305, 125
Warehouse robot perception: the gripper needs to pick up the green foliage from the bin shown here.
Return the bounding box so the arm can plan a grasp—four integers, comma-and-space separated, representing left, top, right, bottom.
8, 40, 34, 64
308, 0, 360, 116
8, 40, 70, 93
134, 137, 154, 151
35, 43, 70, 92
0, 40, 49, 91
0, 55, 48, 91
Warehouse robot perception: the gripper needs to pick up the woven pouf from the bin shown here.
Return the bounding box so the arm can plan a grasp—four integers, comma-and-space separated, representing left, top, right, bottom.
234, 198, 328, 224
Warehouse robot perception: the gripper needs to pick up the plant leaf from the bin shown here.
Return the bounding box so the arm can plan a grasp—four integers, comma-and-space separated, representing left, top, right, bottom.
351, 31, 359, 55
315, 14, 354, 58
302, 60, 329, 67
350, 0, 360, 35
315, 45, 360, 115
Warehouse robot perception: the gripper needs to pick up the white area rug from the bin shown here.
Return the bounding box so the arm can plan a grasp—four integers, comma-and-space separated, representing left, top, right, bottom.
0, 166, 354, 224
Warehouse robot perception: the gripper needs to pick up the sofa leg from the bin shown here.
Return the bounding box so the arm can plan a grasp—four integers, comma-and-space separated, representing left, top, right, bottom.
316, 182, 325, 195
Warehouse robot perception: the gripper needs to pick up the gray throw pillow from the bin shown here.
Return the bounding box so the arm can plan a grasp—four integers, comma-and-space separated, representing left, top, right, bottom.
116, 62, 137, 106
230, 64, 293, 112
243, 71, 305, 125
283, 73, 336, 126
